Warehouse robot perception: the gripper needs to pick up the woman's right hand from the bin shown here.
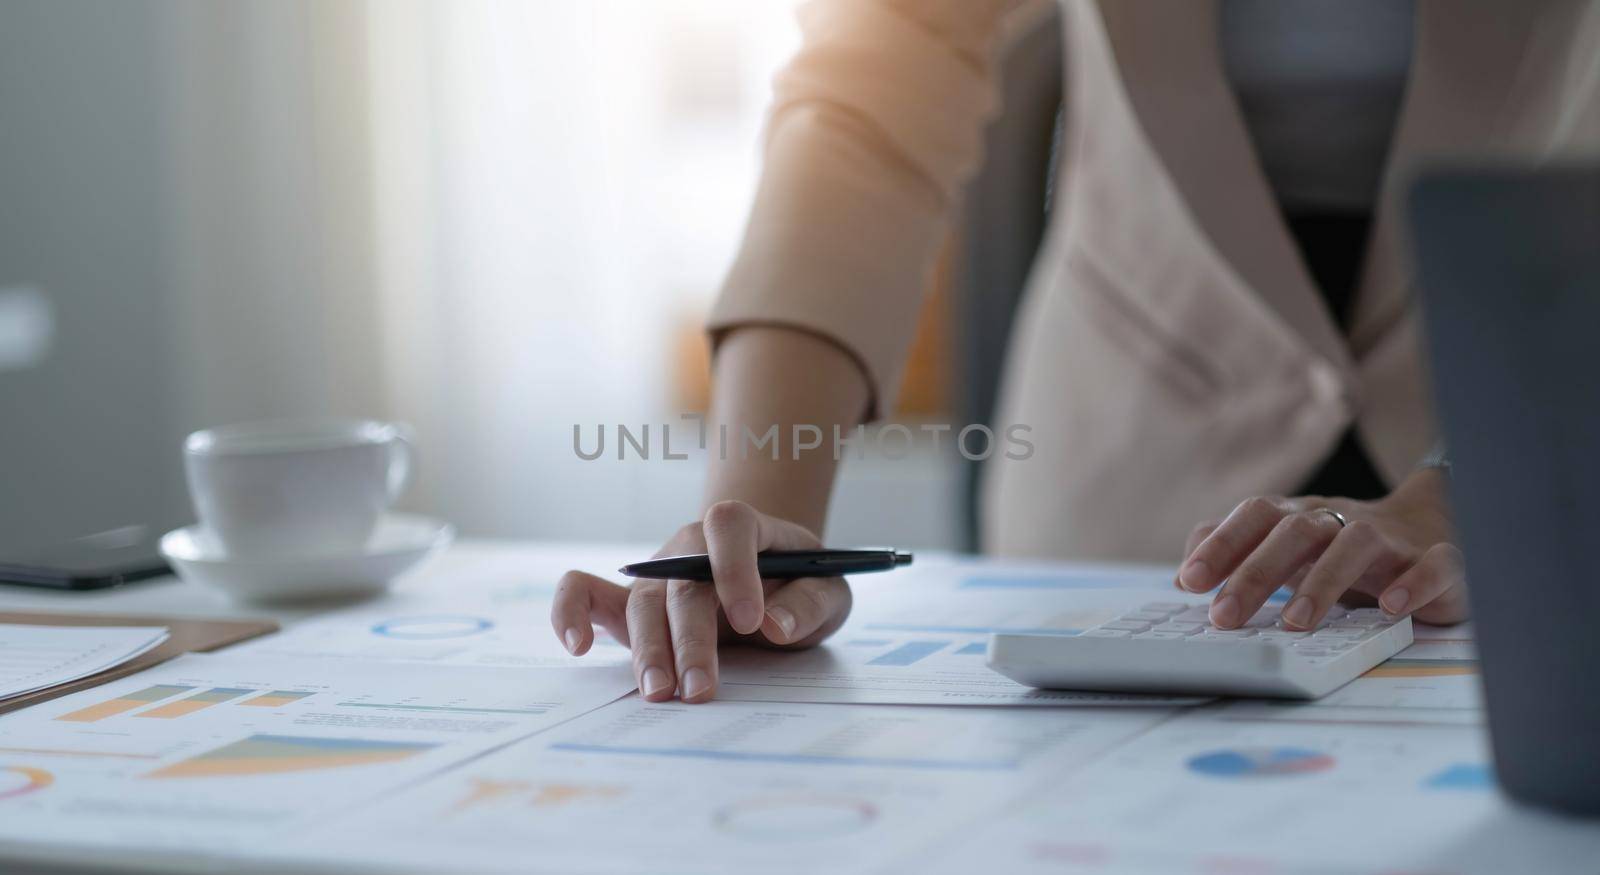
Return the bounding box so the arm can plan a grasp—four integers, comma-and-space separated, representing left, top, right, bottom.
550, 500, 853, 704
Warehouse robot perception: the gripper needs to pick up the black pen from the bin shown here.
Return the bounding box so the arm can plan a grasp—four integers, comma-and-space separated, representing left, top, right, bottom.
619, 549, 913, 581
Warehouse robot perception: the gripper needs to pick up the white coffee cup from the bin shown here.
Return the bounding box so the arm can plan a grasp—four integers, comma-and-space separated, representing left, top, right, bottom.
183, 419, 414, 559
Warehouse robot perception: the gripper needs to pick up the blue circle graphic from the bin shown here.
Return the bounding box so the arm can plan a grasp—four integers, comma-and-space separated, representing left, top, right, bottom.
371, 615, 494, 640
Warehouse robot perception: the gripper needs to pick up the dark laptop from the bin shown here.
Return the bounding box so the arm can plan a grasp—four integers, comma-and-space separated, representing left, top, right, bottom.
1410, 166, 1600, 816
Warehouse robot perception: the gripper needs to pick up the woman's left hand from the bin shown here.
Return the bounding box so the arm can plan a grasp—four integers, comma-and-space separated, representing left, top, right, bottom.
1176, 468, 1468, 630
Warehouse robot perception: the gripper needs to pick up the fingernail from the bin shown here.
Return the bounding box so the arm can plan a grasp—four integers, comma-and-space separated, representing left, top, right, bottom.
766, 606, 796, 641
681, 667, 712, 700
1209, 593, 1239, 628
563, 628, 582, 654
1282, 596, 1315, 629
1179, 560, 1210, 592
728, 599, 762, 634
1381, 589, 1410, 615
641, 667, 672, 698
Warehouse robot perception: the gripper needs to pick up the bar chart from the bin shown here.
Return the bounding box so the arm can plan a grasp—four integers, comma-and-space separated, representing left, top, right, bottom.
146, 734, 437, 779
240, 690, 315, 708
135, 687, 254, 719
54, 685, 195, 723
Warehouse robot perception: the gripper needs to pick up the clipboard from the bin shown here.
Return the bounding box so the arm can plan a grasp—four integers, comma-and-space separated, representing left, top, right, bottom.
0, 612, 278, 715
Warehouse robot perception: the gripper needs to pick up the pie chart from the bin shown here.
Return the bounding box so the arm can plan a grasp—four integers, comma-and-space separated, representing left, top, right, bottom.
1186, 747, 1336, 778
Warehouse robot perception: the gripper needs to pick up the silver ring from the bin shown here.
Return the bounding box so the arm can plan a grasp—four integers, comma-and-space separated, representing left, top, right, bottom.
1315, 507, 1348, 529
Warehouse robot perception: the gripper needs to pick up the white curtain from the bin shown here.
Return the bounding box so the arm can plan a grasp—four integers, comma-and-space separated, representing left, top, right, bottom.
161, 0, 798, 541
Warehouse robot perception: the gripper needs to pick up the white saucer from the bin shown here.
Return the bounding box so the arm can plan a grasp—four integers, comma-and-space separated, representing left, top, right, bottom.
160, 514, 454, 604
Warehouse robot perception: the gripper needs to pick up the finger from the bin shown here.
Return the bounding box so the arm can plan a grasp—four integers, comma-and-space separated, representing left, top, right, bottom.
552, 570, 631, 654
1210, 510, 1342, 628
1178, 521, 1220, 588
760, 577, 852, 647
1282, 563, 1312, 593
1382, 543, 1469, 624
1280, 520, 1384, 630
624, 580, 677, 701
666, 579, 722, 703
700, 500, 766, 635
1179, 497, 1292, 594
1184, 521, 1220, 561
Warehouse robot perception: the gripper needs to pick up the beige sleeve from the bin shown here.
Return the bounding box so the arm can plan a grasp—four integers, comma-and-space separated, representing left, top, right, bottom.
709, 0, 1021, 419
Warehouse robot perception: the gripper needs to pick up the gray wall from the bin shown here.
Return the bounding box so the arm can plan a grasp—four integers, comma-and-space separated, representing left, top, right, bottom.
0, 1, 188, 549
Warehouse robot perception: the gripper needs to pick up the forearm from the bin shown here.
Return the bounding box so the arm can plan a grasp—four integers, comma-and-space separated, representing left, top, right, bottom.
701, 326, 870, 534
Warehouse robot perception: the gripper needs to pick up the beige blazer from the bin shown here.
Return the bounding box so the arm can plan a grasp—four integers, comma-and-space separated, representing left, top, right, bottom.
711, 0, 1600, 561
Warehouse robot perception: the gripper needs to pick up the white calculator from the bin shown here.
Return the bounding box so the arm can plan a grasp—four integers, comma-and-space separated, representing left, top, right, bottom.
987, 601, 1413, 699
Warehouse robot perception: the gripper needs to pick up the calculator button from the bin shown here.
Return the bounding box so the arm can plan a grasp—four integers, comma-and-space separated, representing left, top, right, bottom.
1101, 620, 1153, 633
1133, 631, 1191, 640
1343, 608, 1387, 622
1081, 629, 1131, 638
1185, 635, 1239, 644
1153, 622, 1204, 634
1144, 602, 1188, 614
1202, 629, 1257, 638
1176, 607, 1212, 622
1240, 606, 1281, 628
1122, 611, 1172, 623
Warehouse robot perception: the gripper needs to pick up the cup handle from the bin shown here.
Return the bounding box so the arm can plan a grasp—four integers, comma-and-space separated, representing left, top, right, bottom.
387, 424, 417, 504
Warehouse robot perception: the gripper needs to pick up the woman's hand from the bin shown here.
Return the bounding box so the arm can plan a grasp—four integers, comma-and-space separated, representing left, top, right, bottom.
1177, 468, 1467, 630
551, 500, 852, 704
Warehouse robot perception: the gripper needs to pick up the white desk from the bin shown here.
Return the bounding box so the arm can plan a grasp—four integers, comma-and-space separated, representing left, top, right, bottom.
1, 541, 1596, 874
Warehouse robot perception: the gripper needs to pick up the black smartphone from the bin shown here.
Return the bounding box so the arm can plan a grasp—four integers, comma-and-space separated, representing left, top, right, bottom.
0, 525, 172, 591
